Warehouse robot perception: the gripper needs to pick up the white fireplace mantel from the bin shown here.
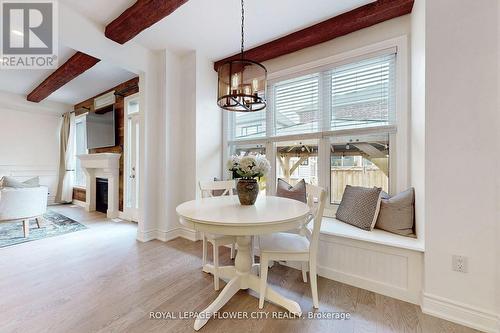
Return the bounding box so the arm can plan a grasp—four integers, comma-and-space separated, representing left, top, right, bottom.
77, 153, 120, 218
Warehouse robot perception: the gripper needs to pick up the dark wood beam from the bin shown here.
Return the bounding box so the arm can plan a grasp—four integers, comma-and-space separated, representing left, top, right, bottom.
105, 0, 189, 44
27, 52, 100, 103
214, 0, 414, 71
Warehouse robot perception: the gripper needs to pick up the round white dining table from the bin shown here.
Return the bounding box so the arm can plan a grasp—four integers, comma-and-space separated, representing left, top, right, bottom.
176, 195, 310, 331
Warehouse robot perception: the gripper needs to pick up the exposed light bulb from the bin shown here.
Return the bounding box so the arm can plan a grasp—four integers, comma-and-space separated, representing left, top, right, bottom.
231, 73, 239, 89
252, 79, 259, 93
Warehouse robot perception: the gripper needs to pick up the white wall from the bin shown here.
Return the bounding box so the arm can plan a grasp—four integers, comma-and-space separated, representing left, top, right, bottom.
155, 50, 185, 239
0, 91, 70, 204
154, 50, 221, 240
497, 2, 500, 329
410, 0, 426, 251
195, 52, 222, 194
422, 1, 499, 332
179, 51, 197, 201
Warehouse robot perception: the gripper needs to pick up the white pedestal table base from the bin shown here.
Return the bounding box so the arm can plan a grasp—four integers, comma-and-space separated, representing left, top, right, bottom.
194, 236, 301, 331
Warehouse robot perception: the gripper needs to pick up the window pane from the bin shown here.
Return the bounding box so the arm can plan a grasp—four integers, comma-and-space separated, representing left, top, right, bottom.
330, 134, 389, 204
273, 74, 320, 136
276, 140, 318, 186
330, 54, 395, 130
74, 120, 87, 187
231, 110, 266, 140
230, 144, 267, 194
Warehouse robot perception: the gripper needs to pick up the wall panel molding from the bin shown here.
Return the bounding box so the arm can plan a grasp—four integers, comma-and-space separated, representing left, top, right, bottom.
0, 165, 58, 204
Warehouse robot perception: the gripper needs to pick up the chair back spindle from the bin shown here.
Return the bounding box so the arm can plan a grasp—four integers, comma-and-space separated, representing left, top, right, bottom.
305, 184, 327, 257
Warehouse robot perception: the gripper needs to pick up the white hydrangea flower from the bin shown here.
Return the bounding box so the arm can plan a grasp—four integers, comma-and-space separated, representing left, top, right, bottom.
226, 155, 240, 171
227, 154, 270, 178
254, 155, 270, 176
239, 156, 256, 176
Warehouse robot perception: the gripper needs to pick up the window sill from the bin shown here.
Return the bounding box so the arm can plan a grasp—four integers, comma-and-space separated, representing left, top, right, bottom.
73, 186, 86, 190
320, 217, 425, 252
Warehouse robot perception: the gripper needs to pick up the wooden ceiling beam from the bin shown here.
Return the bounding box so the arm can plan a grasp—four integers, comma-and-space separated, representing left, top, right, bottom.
214, 0, 414, 71
27, 52, 100, 103
105, 0, 189, 44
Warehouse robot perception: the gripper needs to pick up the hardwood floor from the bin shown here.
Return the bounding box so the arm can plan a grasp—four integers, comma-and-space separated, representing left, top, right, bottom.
0, 205, 480, 333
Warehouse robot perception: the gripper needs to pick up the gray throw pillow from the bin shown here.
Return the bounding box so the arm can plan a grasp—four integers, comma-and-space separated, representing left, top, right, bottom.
0, 176, 40, 188
375, 188, 416, 237
276, 178, 307, 203
336, 185, 382, 231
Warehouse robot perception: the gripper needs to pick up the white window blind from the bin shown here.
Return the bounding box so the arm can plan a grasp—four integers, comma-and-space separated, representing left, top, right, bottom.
330, 53, 396, 129
264, 53, 395, 138
271, 73, 320, 136
228, 52, 396, 141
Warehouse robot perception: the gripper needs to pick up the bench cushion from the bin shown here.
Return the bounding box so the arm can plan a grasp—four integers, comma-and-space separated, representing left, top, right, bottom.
321, 217, 424, 252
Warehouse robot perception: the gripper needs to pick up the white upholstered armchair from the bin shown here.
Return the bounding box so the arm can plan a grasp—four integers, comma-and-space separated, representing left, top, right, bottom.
0, 186, 48, 237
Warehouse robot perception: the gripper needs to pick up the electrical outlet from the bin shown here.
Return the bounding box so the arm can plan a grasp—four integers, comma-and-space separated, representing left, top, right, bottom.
452, 255, 468, 273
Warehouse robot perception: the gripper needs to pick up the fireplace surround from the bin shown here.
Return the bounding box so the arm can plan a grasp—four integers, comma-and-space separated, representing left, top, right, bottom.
77, 153, 120, 218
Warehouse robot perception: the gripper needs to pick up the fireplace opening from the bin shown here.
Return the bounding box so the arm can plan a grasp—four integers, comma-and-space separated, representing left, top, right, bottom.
96, 178, 108, 214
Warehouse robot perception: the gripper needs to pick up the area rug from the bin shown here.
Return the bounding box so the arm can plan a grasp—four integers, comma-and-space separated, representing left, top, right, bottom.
0, 211, 87, 248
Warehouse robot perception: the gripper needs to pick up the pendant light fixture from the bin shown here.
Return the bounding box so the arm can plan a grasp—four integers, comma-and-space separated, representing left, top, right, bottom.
217, 0, 267, 112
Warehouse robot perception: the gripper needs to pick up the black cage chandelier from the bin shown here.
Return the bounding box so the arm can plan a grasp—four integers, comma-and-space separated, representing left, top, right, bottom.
217, 0, 267, 112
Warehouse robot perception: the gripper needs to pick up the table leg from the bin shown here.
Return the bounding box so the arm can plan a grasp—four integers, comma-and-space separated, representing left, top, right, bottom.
194, 236, 301, 331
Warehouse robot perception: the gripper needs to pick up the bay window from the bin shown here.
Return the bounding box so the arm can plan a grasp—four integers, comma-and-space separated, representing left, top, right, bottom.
224, 39, 407, 216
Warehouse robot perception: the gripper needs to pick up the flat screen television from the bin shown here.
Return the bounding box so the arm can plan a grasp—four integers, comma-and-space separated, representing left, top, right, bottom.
86, 105, 116, 149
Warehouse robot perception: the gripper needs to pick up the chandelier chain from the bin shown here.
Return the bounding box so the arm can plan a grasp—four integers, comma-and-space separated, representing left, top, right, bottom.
241, 0, 245, 57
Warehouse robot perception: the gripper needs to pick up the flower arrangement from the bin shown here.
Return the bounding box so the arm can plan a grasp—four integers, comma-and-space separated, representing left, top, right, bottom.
227, 155, 270, 179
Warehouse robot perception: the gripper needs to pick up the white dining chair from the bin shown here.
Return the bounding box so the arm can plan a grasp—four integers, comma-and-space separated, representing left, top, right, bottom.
199, 180, 237, 290
258, 184, 326, 309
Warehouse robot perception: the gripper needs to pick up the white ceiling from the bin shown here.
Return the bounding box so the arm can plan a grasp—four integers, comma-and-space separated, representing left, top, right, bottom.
61, 0, 374, 60
60, 0, 136, 27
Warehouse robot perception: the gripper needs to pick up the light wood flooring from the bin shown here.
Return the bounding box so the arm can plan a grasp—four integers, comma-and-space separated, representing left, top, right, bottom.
0, 205, 480, 333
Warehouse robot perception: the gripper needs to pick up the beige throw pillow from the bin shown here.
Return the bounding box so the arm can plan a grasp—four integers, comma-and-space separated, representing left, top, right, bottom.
375, 188, 416, 237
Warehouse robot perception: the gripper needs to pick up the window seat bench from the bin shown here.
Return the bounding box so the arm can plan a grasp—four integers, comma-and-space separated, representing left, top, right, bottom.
291, 217, 425, 305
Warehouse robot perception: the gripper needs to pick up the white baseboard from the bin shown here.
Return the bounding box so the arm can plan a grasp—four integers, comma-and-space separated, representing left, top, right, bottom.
136, 229, 158, 242
422, 293, 499, 333
156, 227, 199, 242
177, 227, 199, 241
